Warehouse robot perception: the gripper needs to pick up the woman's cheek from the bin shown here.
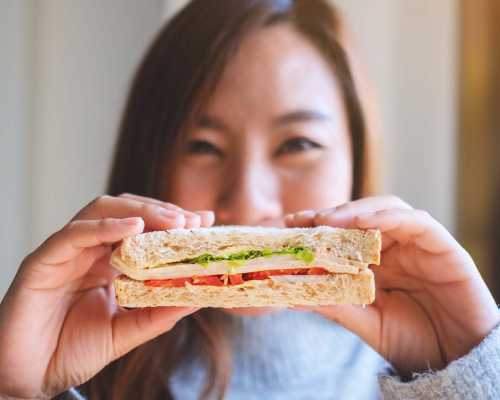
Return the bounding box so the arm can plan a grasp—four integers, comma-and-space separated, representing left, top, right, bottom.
166, 165, 221, 211
280, 157, 352, 213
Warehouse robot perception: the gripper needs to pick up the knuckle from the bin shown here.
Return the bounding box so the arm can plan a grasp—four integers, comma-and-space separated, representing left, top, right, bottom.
97, 218, 111, 229
21, 251, 38, 269
313, 212, 329, 225
385, 194, 400, 203
335, 203, 353, 215
165, 202, 182, 210
415, 209, 431, 220
353, 214, 363, 226
141, 202, 159, 215
387, 194, 412, 209
92, 195, 112, 207
65, 220, 80, 234
76, 195, 112, 220
334, 202, 349, 211
459, 247, 474, 264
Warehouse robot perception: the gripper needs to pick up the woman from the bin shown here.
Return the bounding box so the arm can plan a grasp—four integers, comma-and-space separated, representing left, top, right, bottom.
1, 1, 499, 399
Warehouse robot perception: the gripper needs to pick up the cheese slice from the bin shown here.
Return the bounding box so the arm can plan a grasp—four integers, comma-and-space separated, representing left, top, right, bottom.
111, 251, 367, 281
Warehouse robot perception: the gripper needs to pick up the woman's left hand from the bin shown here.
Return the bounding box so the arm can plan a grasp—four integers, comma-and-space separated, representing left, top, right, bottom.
285, 196, 500, 376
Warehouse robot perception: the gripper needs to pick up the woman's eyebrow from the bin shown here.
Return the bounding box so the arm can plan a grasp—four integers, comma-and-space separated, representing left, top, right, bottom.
195, 115, 228, 132
272, 110, 331, 127
195, 110, 331, 133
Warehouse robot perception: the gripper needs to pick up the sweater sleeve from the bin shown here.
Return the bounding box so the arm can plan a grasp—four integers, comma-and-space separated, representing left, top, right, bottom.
379, 323, 500, 400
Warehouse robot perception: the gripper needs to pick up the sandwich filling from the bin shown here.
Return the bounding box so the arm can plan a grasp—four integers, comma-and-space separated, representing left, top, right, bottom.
143, 267, 331, 287
111, 246, 368, 282
168, 246, 315, 267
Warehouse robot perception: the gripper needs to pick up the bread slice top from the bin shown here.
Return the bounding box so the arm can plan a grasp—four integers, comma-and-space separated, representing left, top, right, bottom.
115, 225, 381, 270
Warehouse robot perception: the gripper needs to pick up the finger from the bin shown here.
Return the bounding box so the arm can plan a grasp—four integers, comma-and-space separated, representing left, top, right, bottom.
118, 193, 183, 211
312, 195, 412, 227
284, 210, 316, 227
284, 196, 412, 228
74, 195, 186, 231
118, 193, 211, 228
36, 218, 144, 266
370, 253, 426, 290
354, 209, 459, 255
20, 244, 112, 291
257, 216, 286, 228
184, 212, 201, 229
111, 306, 199, 361
85, 247, 121, 285
196, 211, 215, 227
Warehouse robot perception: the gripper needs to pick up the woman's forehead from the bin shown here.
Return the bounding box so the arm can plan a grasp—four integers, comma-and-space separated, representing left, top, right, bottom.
202, 23, 343, 123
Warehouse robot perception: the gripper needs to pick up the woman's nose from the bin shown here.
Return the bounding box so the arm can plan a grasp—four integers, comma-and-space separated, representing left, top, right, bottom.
215, 162, 283, 226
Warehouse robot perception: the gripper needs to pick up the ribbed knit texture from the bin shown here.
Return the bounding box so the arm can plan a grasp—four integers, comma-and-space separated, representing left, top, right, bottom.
170, 310, 387, 399
379, 322, 500, 399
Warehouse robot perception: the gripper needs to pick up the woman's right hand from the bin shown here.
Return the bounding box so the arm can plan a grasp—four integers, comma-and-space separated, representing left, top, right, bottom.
0, 194, 214, 400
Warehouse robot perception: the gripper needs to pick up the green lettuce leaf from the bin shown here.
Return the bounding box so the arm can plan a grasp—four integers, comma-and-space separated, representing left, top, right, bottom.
174, 246, 315, 268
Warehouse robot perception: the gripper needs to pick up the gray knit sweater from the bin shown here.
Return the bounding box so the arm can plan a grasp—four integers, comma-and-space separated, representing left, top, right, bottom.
66, 310, 500, 399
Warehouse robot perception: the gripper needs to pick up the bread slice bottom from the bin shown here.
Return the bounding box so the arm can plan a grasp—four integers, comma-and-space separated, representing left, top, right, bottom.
113, 270, 375, 308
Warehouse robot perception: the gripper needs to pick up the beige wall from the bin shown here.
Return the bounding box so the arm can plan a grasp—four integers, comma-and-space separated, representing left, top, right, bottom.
336, 0, 458, 231
0, 0, 35, 297
0, 0, 164, 298
0, 0, 458, 298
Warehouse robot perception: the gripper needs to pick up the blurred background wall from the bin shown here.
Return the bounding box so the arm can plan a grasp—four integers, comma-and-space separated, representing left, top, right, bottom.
458, 0, 500, 300
0, 0, 463, 298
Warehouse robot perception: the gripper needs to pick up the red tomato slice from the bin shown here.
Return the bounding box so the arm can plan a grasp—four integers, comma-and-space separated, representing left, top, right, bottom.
144, 267, 331, 288
228, 274, 244, 285
244, 269, 306, 280
144, 277, 191, 287
270, 268, 308, 276
191, 275, 224, 286
307, 267, 329, 275
244, 271, 271, 281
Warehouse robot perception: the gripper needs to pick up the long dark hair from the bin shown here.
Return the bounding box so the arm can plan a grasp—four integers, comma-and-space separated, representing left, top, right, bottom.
79, 1, 377, 398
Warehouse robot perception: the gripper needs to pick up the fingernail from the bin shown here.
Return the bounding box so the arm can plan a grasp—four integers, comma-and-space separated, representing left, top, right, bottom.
173, 213, 186, 225
196, 210, 214, 217
157, 209, 185, 228
196, 210, 215, 225
184, 213, 201, 228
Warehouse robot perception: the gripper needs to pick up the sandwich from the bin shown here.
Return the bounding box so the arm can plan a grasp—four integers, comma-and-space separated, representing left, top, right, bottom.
111, 226, 381, 308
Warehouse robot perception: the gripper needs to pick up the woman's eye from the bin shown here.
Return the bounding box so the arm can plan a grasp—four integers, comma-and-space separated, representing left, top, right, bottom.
186, 140, 223, 157
275, 137, 322, 156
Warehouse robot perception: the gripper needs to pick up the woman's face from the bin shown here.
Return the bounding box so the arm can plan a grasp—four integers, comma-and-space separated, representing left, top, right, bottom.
162, 23, 352, 315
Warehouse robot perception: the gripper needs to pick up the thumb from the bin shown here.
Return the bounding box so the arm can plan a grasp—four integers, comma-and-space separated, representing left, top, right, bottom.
110, 306, 198, 360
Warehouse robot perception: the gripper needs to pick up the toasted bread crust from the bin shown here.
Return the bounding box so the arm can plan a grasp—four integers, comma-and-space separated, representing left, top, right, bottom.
113, 270, 375, 308
118, 226, 381, 270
